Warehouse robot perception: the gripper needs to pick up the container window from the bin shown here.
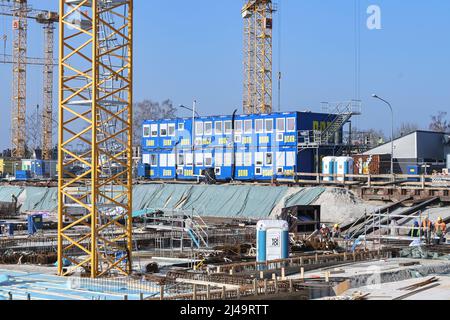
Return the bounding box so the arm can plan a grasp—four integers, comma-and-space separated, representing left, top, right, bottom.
286, 152, 296, 166
276, 118, 285, 132
235, 153, 243, 166
150, 154, 158, 166
224, 121, 232, 134
195, 122, 203, 136
195, 153, 203, 166
276, 152, 286, 167
255, 167, 262, 175
204, 153, 213, 166
234, 135, 242, 143
255, 152, 264, 166
204, 122, 213, 135
178, 123, 184, 131
151, 124, 158, 137
215, 121, 223, 135
143, 125, 151, 138
178, 154, 185, 166
265, 152, 273, 166
215, 152, 223, 166
244, 152, 252, 166
265, 119, 273, 133
143, 154, 150, 164
235, 120, 243, 134
244, 120, 252, 134
168, 154, 176, 167
224, 153, 232, 166
160, 154, 168, 167
287, 118, 296, 132
186, 153, 193, 166
168, 123, 176, 137
255, 119, 264, 133
160, 124, 168, 137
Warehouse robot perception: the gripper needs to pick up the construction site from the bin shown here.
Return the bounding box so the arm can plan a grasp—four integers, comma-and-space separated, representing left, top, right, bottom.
0, 0, 449, 302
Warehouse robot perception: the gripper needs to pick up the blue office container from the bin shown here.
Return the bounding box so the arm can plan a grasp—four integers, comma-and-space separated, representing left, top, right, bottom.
31, 160, 45, 177
137, 163, 151, 179
15, 170, 31, 181
27, 214, 43, 235
407, 165, 420, 182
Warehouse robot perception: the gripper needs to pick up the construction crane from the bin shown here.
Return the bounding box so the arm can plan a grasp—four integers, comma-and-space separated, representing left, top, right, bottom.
58, 0, 133, 278
242, 0, 276, 115
0, 0, 57, 159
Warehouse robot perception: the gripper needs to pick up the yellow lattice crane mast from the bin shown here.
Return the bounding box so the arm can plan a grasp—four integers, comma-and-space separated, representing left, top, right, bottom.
11, 0, 27, 158
58, 0, 133, 278
242, 0, 275, 115
36, 12, 58, 160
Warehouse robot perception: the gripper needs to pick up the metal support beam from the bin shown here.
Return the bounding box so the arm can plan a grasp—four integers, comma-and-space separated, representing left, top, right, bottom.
58, 0, 133, 278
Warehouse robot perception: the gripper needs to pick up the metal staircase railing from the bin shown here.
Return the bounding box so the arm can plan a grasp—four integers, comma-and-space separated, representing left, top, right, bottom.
298, 100, 361, 149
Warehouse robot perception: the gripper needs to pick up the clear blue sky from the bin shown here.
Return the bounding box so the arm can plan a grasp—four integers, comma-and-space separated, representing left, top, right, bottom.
0, 0, 450, 149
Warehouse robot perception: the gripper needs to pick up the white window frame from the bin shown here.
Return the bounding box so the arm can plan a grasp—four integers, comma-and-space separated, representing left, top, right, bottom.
160, 154, 168, 167
244, 152, 252, 166
195, 122, 204, 136
235, 120, 243, 134
151, 124, 158, 137
286, 152, 296, 166
215, 152, 223, 166
255, 119, 264, 133
143, 154, 150, 164
168, 123, 176, 137
178, 122, 185, 131
204, 153, 213, 166
186, 153, 193, 166
168, 153, 176, 167
276, 152, 286, 167
195, 153, 204, 166
276, 118, 285, 132
215, 121, 223, 135
178, 154, 185, 166
224, 153, 232, 166
265, 118, 274, 133
234, 135, 242, 143
236, 153, 243, 166
224, 121, 232, 135
255, 152, 264, 166
160, 124, 168, 137
244, 120, 253, 134
255, 167, 262, 175
143, 125, 151, 138
204, 122, 213, 136
150, 154, 158, 166
276, 132, 284, 142
287, 118, 296, 132
265, 152, 273, 166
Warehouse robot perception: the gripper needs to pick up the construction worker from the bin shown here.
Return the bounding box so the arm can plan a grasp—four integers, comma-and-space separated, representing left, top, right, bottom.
434, 217, 447, 245
320, 224, 330, 241
409, 220, 420, 238
422, 217, 433, 245
332, 224, 341, 240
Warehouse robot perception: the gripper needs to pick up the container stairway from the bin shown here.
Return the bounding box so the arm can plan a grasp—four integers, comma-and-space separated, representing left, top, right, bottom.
298, 100, 362, 153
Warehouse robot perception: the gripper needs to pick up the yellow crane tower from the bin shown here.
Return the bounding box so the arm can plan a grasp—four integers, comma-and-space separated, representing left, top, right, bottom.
242, 0, 276, 115
58, 0, 133, 278
0, 0, 58, 159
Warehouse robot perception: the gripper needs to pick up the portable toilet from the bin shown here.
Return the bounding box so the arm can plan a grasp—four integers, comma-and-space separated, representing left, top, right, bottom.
322, 157, 336, 182
335, 157, 354, 182
256, 220, 289, 263
28, 214, 43, 235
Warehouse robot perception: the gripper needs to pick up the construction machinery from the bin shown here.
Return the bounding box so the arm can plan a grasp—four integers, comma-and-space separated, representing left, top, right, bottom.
0, 0, 58, 159
242, 0, 276, 115
58, 0, 133, 278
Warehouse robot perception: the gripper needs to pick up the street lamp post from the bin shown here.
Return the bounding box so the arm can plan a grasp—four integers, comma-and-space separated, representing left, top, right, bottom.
372, 94, 394, 177
178, 101, 200, 177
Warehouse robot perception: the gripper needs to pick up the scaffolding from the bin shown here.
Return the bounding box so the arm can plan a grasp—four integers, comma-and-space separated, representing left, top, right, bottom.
58, 0, 133, 278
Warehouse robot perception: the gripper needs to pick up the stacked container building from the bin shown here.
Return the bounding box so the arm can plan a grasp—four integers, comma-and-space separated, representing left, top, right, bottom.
140, 111, 341, 181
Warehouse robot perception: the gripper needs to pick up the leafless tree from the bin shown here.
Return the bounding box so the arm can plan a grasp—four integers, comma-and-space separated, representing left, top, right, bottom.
429, 111, 450, 133
394, 122, 420, 139
133, 99, 177, 145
